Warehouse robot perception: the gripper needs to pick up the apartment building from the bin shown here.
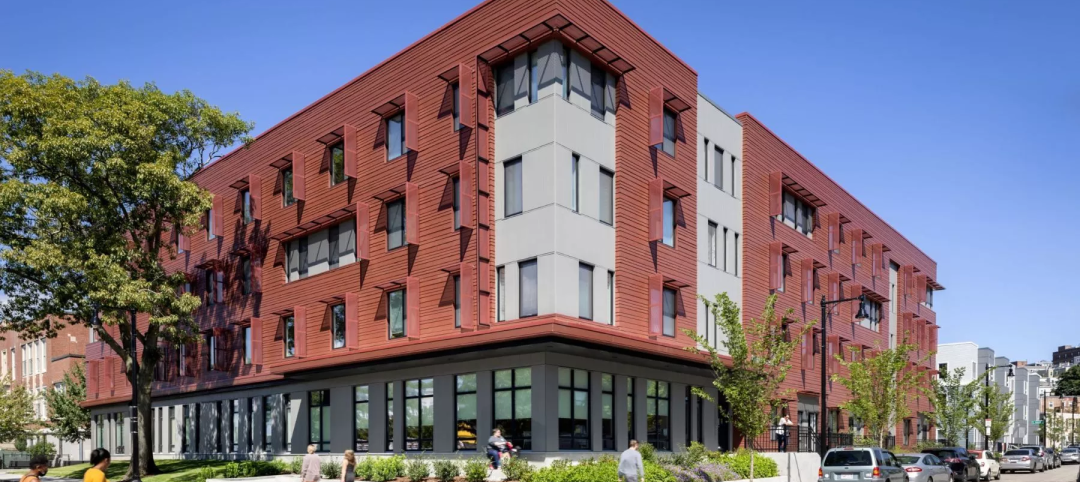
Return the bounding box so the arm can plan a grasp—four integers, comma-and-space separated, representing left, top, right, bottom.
0, 322, 90, 460
84, 0, 939, 458
1053, 345, 1080, 369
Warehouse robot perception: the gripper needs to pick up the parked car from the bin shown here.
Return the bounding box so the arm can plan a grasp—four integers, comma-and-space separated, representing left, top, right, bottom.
969, 450, 1001, 481
1000, 448, 1044, 473
820, 447, 906, 482
896, 453, 954, 482
1021, 446, 1054, 469
921, 448, 981, 482
1061, 447, 1080, 464
1046, 447, 1063, 468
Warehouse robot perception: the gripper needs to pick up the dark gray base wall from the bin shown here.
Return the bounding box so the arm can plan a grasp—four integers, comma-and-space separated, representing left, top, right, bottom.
88, 341, 736, 457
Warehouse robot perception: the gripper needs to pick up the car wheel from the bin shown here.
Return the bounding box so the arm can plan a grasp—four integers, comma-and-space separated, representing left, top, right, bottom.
994, 469, 1000, 480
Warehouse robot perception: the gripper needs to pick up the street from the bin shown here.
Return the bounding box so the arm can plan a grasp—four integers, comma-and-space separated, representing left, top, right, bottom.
999, 466, 1080, 482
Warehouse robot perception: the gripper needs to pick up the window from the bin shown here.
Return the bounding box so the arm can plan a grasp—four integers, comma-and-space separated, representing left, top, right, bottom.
386, 383, 394, 451
714, 147, 724, 190
497, 266, 506, 322
590, 62, 605, 118
707, 221, 718, 267
627, 378, 635, 444
607, 271, 615, 325
529, 51, 540, 104
330, 142, 346, 186
495, 62, 515, 117
456, 374, 478, 450
662, 288, 676, 337
178, 344, 187, 377
599, 168, 613, 225
662, 110, 677, 157
204, 269, 215, 305
453, 275, 462, 328
354, 386, 370, 452
285, 394, 296, 450
721, 227, 729, 272
561, 45, 570, 100
925, 286, 934, 308
558, 368, 590, 450
779, 254, 789, 292
570, 154, 579, 212
452, 83, 461, 131
206, 332, 218, 371
734, 233, 740, 276
241, 256, 252, 295
602, 374, 614, 450
860, 299, 883, 332
494, 368, 532, 450
453, 176, 461, 230
309, 390, 330, 452
519, 259, 538, 317
504, 158, 522, 217
662, 198, 675, 247
231, 399, 239, 453
387, 198, 406, 250
242, 326, 252, 365
329, 224, 340, 269
704, 139, 710, 181
646, 380, 671, 451
247, 398, 255, 453
389, 289, 407, 339
387, 113, 405, 161
207, 208, 216, 240
169, 407, 176, 452
730, 156, 738, 198
115, 412, 125, 454
780, 191, 815, 236
282, 167, 296, 207
579, 263, 593, 320
287, 236, 310, 282
331, 303, 346, 349
283, 315, 295, 358
242, 189, 253, 225
262, 396, 273, 451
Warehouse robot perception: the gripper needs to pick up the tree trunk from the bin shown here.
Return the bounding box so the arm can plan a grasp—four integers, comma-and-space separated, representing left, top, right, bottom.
124, 360, 161, 479
749, 448, 756, 482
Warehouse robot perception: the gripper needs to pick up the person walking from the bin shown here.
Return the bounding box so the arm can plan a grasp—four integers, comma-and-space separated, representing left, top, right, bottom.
83, 449, 111, 482
487, 429, 507, 469
776, 409, 794, 453
300, 445, 322, 482
21, 455, 49, 482
341, 450, 356, 482
618, 439, 645, 482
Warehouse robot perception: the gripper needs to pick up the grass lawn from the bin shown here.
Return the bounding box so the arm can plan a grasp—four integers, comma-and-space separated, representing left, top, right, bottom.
47, 460, 233, 482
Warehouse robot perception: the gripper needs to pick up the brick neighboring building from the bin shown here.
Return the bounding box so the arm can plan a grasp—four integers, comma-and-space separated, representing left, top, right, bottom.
83, 0, 941, 459
0, 320, 90, 460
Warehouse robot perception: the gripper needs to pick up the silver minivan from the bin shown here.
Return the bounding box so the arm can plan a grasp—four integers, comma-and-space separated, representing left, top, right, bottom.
820, 447, 906, 482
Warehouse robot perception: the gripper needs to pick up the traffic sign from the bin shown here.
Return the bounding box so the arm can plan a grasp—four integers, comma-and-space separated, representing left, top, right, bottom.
1032, 420, 1043, 426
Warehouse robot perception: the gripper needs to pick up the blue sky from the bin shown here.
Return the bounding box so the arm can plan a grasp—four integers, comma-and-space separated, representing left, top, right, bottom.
3, 0, 1077, 363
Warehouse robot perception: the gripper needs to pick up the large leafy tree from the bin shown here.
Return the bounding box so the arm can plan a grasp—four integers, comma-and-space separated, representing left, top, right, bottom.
0, 71, 252, 476
1055, 365, 1080, 397
977, 383, 1013, 450
832, 343, 929, 447
0, 376, 34, 443
922, 366, 980, 446
687, 293, 811, 482
43, 363, 90, 443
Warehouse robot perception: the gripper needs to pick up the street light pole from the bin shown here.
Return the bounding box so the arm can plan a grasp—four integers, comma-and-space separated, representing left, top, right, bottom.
128, 309, 142, 482
1041, 391, 1047, 446
819, 293, 868, 457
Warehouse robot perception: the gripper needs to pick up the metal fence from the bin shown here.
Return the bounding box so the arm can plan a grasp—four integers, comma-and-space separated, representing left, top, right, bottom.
0, 452, 74, 469
750, 427, 896, 453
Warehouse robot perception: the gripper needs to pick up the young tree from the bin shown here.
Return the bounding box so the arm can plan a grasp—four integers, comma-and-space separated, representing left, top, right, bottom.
1046, 410, 1066, 448
687, 293, 811, 482
1055, 365, 1080, 397
831, 342, 929, 447
922, 366, 981, 446
977, 383, 1013, 450
0, 71, 252, 476
43, 363, 90, 444
0, 376, 34, 443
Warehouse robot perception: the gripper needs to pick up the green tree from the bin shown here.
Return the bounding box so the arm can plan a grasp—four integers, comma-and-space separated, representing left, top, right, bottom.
1046, 410, 1067, 448
832, 343, 929, 447
0, 71, 252, 476
43, 363, 90, 443
921, 366, 981, 446
0, 376, 35, 443
687, 293, 811, 482
1055, 365, 1080, 397
976, 383, 1013, 450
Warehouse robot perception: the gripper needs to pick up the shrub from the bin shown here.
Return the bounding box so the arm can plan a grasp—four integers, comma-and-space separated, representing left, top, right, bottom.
645, 461, 678, 482
322, 458, 342, 479
195, 466, 219, 482
666, 462, 740, 482
371, 455, 407, 482
529, 458, 619, 482
13, 436, 28, 452
707, 449, 778, 479
356, 457, 377, 480
432, 459, 460, 482
915, 440, 944, 451
405, 457, 430, 481
501, 456, 533, 481
639, 442, 657, 463
463, 456, 490, 482
226, 460, 287, 477
289, 457, 303, 475
27, 441, 56, 459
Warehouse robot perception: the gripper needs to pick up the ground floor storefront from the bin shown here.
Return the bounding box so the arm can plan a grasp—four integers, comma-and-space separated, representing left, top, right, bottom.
89, 341, 737, 459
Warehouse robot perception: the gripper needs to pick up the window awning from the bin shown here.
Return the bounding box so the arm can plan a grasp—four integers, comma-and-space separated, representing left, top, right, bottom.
316, 125, 348, 145
477, 14, 635, 76
229, 246, 255, 257
438, 65, 462, 83
782, 173, 827, 208
374, 279, 407, 291
927, 277, 946, 291
438, 163, 461, 177
229, 177, 250, 190
658, 86, 692, 113
229, 317, 254, 327
663, 275, 690, 289
781, 243, 799, 255
269, 204, 357, 241
663, 179, 691, 199
269, 308, 295, 317
812, 260, 827, 270
270, 151, 302, 170
372, 183, 407, 202
371, 93, 407, 118
860, 286, 889, 304
316, 294, 347, 305
195, 258, 223, 271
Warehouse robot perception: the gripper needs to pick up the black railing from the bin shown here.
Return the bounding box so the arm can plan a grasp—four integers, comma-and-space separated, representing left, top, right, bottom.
750, 427, 892, 453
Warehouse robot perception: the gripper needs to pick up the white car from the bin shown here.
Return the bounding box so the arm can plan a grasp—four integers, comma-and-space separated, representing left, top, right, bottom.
970, 450, 1000, 480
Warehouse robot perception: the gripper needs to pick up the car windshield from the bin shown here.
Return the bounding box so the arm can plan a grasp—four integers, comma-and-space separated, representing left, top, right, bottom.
824, 451, 874, 467
896, 456, 922, 464
1005, 450, 1031, 456
1063, 449, 1078, 453
925, 450, 959, 459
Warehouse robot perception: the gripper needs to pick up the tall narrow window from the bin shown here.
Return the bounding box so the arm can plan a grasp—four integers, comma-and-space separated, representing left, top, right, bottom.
722, 227, 729, 272
241, 257, 252, 295
529, 51, 539, 104
734, 233, 740, 276
389, 289, 407, 339
570, 154, 579, 213
262, 396, 272, 451
558, 368, 590, 450
561, 45, 570, 100
646, 380, 671, 451
242, 189, 252, 225
662, 198, 675, 247
309, 390, 330, 452
386, 383, 394, 452
662, 110, 677, 157
456, 374, 478, 450
283, 315, 295, 358
504, 158, 522, 217
330, 143, 346, 186
703, 139, 710, 182
495, 62, 515, 117
247, 398, 254, 452
329, 224, 340, 269
452, 176, 461, 229
662, 288, 676, 337
627, 378, 635, 446
599, 168, 614, 225
387, 198, 406, 250
590, 62, 606, 118
354, 386, 370, 452
715, 147, 724, 191
494, 368, 532, 450
298, 237, 309, 277
204, 269, 215, 305
207, 208, 215, 240
283, 394, 293, 452
453, 275, 461, 328
779, 254, 788, 292
607, 271, 615, 325
602, 374, 614, 450
387, 113, 405, 161
730, 156, 738, 197
231, 399, 239, 453
519, 259, 538, 317
169, 407, 176, 452
242, 326, 252, 365
116, 413, 125, 454
331, 303, 346, 349
282, 168, 296, 207
182, 406, 192, 453
206, 332, 217, 371
579, 263, 593, 320
496, 266, 506, 322
707, 221, 718, 267
452, 83, 461, 131
405, 379, 434, 451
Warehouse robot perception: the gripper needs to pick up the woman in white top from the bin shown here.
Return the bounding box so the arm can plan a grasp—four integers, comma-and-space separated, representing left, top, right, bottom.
776, 408, 794, 452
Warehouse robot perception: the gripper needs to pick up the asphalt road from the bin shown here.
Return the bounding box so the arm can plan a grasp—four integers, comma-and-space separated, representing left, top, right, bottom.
999, 464, 1080, 482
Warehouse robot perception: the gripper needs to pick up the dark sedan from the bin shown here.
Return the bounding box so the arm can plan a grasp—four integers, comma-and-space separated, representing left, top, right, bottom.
922, 448, 980, 482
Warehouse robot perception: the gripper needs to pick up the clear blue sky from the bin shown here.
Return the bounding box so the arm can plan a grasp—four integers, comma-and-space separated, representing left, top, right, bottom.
3, 0, 1077, 363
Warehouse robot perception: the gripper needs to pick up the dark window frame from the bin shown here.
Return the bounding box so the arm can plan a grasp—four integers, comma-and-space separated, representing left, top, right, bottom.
355, 385, 370, 452
283, 315, 295, 358
646, 380, 671, 451
456, 374, 478, 451
331, 302, 346, 349
493, 368, 533, 450
386, 198, 406, 251
282, 167, 296, 207
558, 367, 591, 450
387, 112, 406, 161
309, 389, 331, 452
388, 288, 407, 339
329, 142, 346, 186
